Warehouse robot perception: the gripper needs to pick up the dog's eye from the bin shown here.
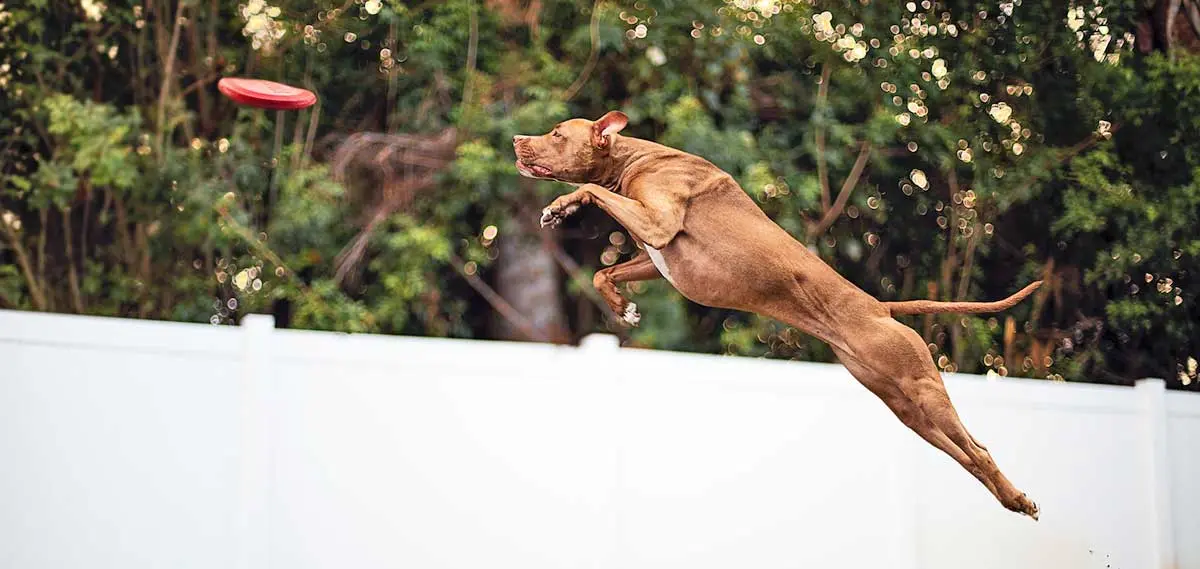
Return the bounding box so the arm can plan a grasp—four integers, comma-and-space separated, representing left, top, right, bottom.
552, 130, 563, 139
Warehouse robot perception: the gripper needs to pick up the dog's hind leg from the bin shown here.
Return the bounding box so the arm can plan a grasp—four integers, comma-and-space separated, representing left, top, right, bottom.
901, 372, 1038, 519
856, 319, 1039, 519
834, 348, 1000, 500
593, 252, 661, 326
878, 319, 1036, 520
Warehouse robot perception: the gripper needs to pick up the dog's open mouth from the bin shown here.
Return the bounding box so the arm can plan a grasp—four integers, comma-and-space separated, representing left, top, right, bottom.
515, 160, 553, 178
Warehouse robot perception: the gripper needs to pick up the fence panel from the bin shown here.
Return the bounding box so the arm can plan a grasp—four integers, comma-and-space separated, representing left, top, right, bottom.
1, 309, 1197, 569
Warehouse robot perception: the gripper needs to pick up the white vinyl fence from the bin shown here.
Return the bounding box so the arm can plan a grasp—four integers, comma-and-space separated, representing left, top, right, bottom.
1, 309, 1197, 569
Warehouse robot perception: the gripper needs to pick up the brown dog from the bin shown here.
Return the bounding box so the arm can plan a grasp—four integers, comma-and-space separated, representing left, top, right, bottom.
513, 111, 1042, 519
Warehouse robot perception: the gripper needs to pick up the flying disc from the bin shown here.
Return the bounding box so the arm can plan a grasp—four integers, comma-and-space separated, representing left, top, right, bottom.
218, 77, 316, 110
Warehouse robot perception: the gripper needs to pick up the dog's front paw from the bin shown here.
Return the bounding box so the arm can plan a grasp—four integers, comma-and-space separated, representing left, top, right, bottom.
539, 207, 559, 228
620, 302, 641, 327
539, 202, 580, 228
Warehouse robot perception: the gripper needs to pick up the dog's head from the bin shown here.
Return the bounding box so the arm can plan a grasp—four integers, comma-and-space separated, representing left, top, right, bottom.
512, 111, 628, 184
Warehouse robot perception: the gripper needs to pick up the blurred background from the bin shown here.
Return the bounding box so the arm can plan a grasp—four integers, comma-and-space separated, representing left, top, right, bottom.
0, 0, 1196, 389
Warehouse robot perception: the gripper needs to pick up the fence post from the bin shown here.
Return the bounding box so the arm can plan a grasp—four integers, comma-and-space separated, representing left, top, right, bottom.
579, 333, 621, 352
1135, 378, 1174, 569
236, 314, 276, 569
579, 334, 621, 569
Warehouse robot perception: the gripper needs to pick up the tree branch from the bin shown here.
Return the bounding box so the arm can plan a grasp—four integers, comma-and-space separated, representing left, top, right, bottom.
36, 209, 48, 292
61, 208, 85, 313
178, 73, 219, 98
955, 220, 981, 302
187, 14, 211, 135
0, 213, 47, 310
814, 64, 833, 213
1163, 0, 1181, 56
943, 169, 965, 367
562, 0, 604, 102
1185, 0, 1200, 39
807, 140, 871, 240
1011, 125, 1119, 196
940, 169, 961, 302
214, 204, 291, 274
460, 0, 479, 109
450, 253, 566, 343
302, 97, 322, 166
155, 1, 187, 157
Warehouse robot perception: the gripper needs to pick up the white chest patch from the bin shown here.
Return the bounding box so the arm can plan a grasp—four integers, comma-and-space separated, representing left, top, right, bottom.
644, 245, 676, 286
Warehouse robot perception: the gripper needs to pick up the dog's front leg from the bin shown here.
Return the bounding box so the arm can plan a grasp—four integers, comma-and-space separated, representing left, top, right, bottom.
539, 187, 592, 227
540, 183, 684, 249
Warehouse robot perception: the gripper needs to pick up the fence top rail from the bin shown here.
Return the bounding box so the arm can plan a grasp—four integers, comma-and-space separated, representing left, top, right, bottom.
0, 308, 241, 357
0, 309, 1188, 414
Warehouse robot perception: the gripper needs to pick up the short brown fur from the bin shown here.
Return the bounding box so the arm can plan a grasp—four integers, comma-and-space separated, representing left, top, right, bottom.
514, 112, 1041, 519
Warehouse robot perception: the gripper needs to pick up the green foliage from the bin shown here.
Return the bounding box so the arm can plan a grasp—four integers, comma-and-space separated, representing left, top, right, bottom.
1044, 51, 1200, 381
43, 95, 140, 191
0, 0, 1195, 389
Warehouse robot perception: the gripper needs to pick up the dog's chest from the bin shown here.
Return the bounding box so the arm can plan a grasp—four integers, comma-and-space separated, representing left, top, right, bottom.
644, 245, 676, 286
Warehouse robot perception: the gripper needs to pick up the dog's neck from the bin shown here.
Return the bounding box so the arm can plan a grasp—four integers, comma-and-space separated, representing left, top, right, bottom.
591, 135, 656, 190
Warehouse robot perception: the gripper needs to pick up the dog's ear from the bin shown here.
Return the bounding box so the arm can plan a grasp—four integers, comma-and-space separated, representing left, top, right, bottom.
591, 111, 628, 149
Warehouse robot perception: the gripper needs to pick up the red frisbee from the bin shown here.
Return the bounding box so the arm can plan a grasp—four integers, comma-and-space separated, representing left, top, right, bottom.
218, 77, 317, 111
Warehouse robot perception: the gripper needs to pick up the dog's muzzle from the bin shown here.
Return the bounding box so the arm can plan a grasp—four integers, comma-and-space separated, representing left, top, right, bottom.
513, 135, 553, 178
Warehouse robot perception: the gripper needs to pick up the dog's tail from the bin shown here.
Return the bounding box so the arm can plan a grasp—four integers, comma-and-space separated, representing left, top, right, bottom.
884, 281, 1043, 315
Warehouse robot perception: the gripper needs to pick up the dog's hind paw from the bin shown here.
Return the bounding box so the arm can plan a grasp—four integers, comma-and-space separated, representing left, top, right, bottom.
1025, 497, 1040, 521
1004, 492, 1040, 521
621, 303, 641, 327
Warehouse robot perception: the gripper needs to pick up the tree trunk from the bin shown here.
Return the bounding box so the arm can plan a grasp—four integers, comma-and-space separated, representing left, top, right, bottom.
1143, 0, 1200, 54
490, 190, 568, 343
